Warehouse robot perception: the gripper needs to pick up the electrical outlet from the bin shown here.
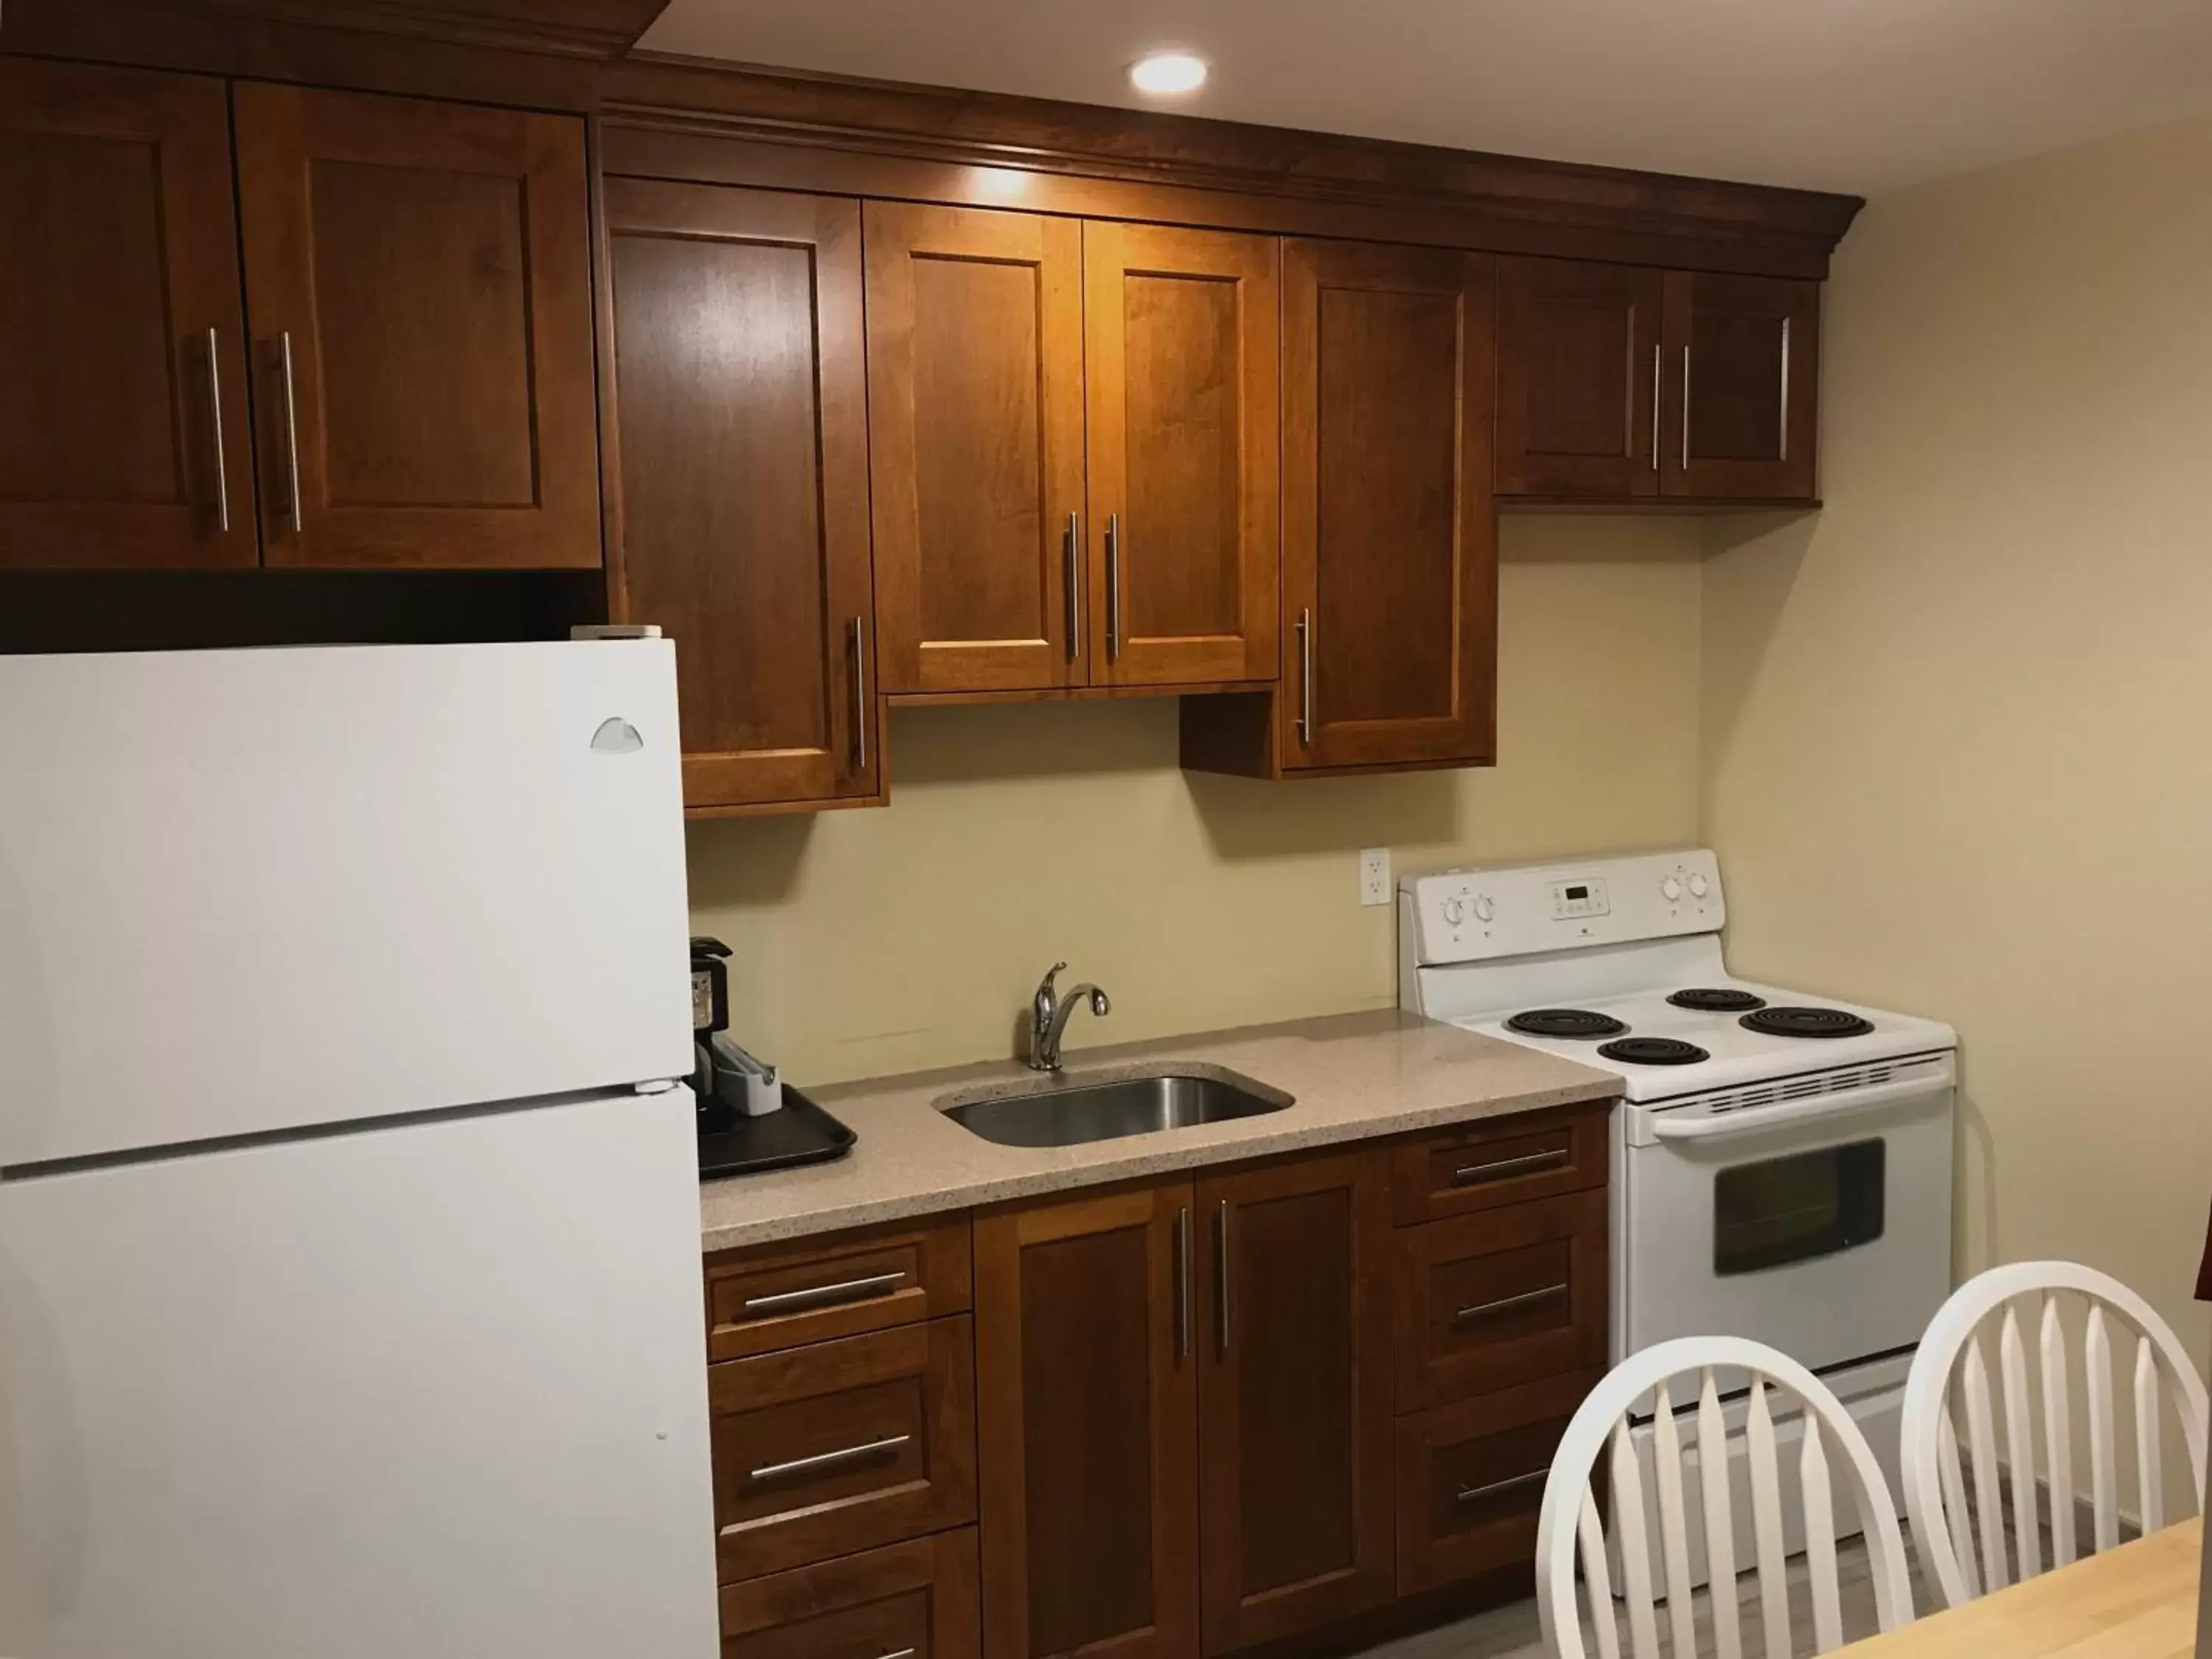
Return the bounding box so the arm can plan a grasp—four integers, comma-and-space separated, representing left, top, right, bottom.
1359, 847, 1391, 907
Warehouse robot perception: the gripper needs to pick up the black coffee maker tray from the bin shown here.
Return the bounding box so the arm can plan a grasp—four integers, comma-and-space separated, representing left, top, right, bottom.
697, 1084, 855, 1180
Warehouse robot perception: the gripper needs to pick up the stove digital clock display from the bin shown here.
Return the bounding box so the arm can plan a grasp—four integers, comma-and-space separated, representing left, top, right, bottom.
1551, 878, 1610, 919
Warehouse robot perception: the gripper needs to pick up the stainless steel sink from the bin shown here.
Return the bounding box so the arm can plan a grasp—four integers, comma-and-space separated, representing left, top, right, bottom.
939, 1066, 1293, 1149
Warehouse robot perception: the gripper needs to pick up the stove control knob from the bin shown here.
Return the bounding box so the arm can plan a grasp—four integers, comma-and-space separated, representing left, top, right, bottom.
1441, 896, 1466, 926
1688, 872, 1710, 899
1472, 895, 1495, 923
1660, 875, 1684, 902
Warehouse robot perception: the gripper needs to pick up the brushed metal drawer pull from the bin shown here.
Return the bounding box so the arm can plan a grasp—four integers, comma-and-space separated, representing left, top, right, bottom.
1173, 1205, 1191, 1363
742, 1271, 905, 1319
1295, 608, 1313, 748
202, 327, 231, 534
1063, 510, 1082, 661
1105, 512, 1123, 661
1680, 344, 1692, 472
1457, 1467, 1549, 1504
1455, 1283, 1568, 1324
743, 1433, 911, 1488
1214, 1199, 1231, 1355
276, 330, 304, 535
849, 616, 870, 773
1450, 1147, 1568, 1186
878, 1650, 918, 1659
1778, 316, 1792, 462
1649, 341, 1661, 473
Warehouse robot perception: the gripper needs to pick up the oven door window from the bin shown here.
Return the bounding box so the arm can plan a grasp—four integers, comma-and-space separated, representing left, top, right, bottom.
1714, 1139, 1886, 1276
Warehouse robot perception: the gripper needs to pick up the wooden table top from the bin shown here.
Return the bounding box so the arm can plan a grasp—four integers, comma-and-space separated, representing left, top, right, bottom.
1840, 1517, 2200, 1657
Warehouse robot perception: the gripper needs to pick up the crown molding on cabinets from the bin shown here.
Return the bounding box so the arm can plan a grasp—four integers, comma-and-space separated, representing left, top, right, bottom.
599, 55, 1863, 280
0, 0, 664, 109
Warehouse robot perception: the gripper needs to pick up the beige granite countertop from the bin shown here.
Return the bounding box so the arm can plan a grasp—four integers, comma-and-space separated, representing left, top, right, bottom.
698, 1009, 1618, 1253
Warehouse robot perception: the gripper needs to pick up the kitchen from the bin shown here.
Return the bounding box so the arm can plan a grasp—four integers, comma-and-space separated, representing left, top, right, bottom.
2, 1, 2210, 1657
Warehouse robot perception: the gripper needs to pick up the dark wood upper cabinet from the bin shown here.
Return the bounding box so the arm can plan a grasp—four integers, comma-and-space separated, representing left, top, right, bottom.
1661, 269, 1819, 501
1495, 255, 1663, 499
604, 180, 879, 814
1082, 223, 1281, 689
973, 1183, 1200, 1659
0, 60, 257, 571
1280, 239, 1498, 771
232, 83, 601, 569
865, 202, 1086, 695
1196, 1149, 1396, 1653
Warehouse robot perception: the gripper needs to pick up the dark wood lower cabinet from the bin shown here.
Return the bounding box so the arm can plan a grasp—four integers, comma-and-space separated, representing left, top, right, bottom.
1394, 1188, 1610, 1413
1395, 1368, 1604, 1596
706, 1102, 1615, 1657
720, 1528, 981, 1659
973, 1183, 1200, 1659
709, 1317, 978, 1582
1196, 1150, 1396, 1652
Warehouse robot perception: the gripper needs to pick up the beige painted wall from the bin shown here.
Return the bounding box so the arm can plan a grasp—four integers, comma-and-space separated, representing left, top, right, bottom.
691, 514, 1702, 1083
1702, 114, 2212, 1402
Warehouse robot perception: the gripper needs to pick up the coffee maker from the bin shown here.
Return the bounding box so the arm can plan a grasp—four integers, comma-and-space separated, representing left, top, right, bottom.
689, 936, 852, 1177
690, 936, 781, 1133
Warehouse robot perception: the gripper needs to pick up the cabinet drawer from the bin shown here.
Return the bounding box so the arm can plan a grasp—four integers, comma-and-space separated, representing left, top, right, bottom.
706, 1217, 972, 1360
1394, 1189, 1607, 1411
1396, 1369, 1603, 1595
720, 1528, 980, 1658
1391, 1102, 1610, 1225
711, 1317, 978, 1582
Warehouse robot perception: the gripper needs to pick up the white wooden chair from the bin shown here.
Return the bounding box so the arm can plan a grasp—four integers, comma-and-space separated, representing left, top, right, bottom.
1537, 1335, 1914, 1659
1899, 1260, 2209, 1611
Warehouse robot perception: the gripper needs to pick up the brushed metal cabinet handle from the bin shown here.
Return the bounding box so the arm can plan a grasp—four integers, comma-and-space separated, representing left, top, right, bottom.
849, 616, 869, 773
1649, 341, 1661, 473
741, 1433, 911, 1490
1295, 608, 1313, 748
202, 327, 230, 534
1105, 512, 1123, 661
741, 1270, 904, 1319
1457, 1467, 1550, 1504
1213, 1199, 1231, 1355
1778, 315, 1792, 463
276, 331, 304, 535
1450, 1146, 1568, 1186
1454, 1282, 1568, 1324
1063, 510, 1082, 661
1173, 1205, 1191, 1363
1680, 344, 1691, 473
877, 1650, 919, 1659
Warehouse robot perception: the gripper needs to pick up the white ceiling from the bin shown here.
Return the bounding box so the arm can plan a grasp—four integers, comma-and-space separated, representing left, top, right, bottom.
637, 0, 2212, 195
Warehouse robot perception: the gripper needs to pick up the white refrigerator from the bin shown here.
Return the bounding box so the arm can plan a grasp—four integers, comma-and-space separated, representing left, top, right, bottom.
0, 641, 720, 1657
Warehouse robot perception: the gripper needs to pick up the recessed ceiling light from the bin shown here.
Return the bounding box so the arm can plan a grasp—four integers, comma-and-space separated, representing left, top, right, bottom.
1129, 52, 1209, 97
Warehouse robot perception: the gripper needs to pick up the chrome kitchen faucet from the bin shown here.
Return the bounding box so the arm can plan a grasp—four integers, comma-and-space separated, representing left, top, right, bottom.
1028, 961, 1110, 1072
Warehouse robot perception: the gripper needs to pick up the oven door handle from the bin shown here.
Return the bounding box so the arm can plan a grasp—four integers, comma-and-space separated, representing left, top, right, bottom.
1649, 1075, 1944, 1143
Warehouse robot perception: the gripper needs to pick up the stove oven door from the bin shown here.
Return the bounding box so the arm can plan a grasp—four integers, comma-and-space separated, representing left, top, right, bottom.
1618, 1060, 1955, 1373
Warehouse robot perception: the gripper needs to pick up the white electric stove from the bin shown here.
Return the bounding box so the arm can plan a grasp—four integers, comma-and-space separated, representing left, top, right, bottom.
1400, 849, 1958, 1572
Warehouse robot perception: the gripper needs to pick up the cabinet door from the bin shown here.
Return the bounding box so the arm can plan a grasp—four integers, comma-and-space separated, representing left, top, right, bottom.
1082, 223, 1280, 687
1495, 255, 1663, 499
1660, 270, 1819, 501
1196, 1149, 1395, 1652
973, 1183, 1199, 1659
866, 203, 1086, 694
0, 60, 256, 569
233, 84, 600, 568
1281, 240, 1498, 771
605, 181, 878, 812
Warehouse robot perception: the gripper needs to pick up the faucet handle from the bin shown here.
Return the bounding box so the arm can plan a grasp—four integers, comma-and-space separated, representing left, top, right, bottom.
1036, 961, 1068, 1002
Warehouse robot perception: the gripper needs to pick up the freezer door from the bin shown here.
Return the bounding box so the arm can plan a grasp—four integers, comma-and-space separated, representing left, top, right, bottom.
0, 1090, 718, 1658
0, 641, 693, 1166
